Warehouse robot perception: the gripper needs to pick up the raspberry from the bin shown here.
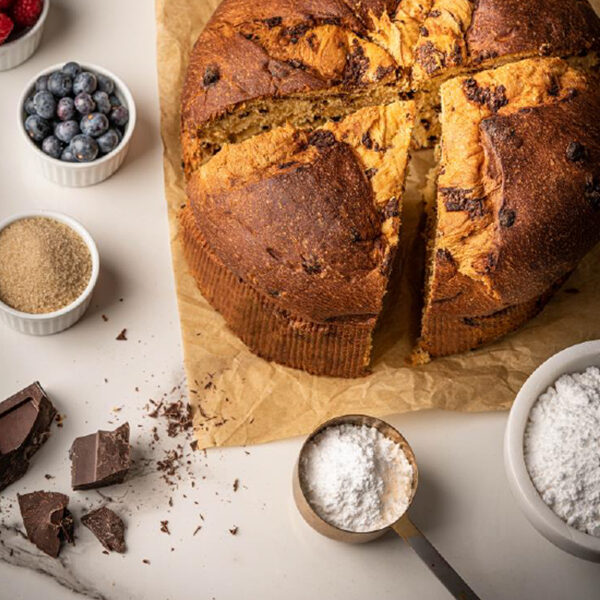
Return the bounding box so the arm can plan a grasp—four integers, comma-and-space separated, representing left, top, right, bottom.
12, 0, 42, 28
0, 0, 14, 11
0, 13, 13, 44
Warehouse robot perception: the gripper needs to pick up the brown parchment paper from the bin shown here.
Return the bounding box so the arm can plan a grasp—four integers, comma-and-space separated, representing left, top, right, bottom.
156, 0, 600, 449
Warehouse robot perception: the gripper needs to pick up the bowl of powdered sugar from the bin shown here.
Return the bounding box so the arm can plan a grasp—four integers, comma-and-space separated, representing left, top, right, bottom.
505, 340, 600, 562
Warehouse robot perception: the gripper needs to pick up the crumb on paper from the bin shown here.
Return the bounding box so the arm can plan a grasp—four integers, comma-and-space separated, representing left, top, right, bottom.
116, 329, 127, 341
160, 520, 170, 535
229, 526, 238, 536
233, 479, 239, 492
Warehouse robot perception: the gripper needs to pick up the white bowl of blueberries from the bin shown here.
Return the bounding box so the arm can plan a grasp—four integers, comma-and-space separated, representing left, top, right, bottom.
19, 61, 136, 187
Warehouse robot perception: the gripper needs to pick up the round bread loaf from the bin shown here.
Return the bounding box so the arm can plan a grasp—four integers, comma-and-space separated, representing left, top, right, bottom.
181, 0, 600, 376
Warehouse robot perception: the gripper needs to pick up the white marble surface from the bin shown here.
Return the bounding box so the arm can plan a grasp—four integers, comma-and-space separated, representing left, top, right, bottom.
1, 1, 599, 599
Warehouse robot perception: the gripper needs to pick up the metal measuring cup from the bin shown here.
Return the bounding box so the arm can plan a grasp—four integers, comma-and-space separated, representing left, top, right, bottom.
293, 414, 481, 600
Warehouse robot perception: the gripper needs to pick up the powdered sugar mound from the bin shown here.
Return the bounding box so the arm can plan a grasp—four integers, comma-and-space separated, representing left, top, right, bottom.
300, 424, 413, 532
525, 366, 600, 537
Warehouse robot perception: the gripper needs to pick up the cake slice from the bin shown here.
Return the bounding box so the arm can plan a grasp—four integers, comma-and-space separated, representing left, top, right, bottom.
416, 57, 600, 361
181, 101, 415, 377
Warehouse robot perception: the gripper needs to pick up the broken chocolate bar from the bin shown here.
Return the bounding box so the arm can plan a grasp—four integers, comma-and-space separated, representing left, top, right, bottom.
81, 506, 126, 553
18, 491, 74, 558
0, 382, 56, 492
69, 423, 130, 490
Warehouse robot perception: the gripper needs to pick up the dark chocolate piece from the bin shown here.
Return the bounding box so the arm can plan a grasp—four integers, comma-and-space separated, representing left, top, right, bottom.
69, 423, 130, 490
18, 491, 73, 557
81, 506, 126, 553
0, 382, 56, 492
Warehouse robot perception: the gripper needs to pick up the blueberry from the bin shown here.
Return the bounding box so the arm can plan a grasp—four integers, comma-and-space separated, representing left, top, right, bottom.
92, 91, 111, 115
54, 120, 80, 144
109, 94, 121, 108
33, 91, 56, 120
47, 71, 73, 97
73, 71, 97, 95
41, 136, 65, 159
61, 62, 82, 78
71, 134, 99, 162
110, 105, 129, 128
25, 115, 51, 142
57, 97, 76, 121
96, 73, 114, 95
61, 146, 77, 162
35, 75, 48, 92
80, 112, 109, 138
24, 95, 37, 115
97, 128, 120, 154
74, 92, 95, 115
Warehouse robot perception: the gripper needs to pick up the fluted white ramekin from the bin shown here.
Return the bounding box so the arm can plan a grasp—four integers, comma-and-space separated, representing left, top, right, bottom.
19, 62, 136, 187
0, 0, 49, 71
0, 211, 99, 335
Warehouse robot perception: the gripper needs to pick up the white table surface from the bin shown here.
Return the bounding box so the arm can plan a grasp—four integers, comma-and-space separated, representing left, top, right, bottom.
1, 1, 599, 599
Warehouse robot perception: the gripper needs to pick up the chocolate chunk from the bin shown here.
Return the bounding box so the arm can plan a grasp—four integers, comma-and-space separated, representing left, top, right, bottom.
440, 187, 485, 218
0, 382, 56, 492
343, 40, 369, 85
364, 167, 378, 179
416, 41, 446, 75
420, 26, 429, 37
308, 130, 336, 149
463, 78, 508, 113
69, 423, 130, 490
499, 208, 516, 228
301, 254, 323, 274
361, 131, 373, 149
429, 9, 441, 17
565, 141, 588, 163
584, 173, 600, 210
18, 491, 73, 557
263, 16, 282, 28
81, 506, 126, 553
202, 64, 220, 87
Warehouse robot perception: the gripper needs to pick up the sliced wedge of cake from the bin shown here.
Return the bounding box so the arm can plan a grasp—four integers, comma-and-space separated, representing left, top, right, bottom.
181, 101, 415, 377
416, 57, 600, 361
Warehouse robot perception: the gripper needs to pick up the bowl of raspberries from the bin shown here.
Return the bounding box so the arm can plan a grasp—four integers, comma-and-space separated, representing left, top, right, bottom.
0, 0, 48, 71
19, 61, 136, 186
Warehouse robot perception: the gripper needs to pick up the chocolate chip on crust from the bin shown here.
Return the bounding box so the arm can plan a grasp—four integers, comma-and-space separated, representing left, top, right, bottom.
301, 255, 323, 274
462, 78, 508, 113
203, 65, 220, 87
308, 130, 336, 149
584, 173, 600, 210
499, 208, 516, 228
263, 16, 282, 28
440, 187, 485, 219
565, 141, 588, 163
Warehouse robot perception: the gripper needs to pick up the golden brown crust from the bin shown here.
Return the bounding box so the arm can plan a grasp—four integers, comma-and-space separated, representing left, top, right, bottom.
180, 206, 375, 377
412, 0, 600, 82
466, 0, 600, 64
417, 58, 600, 358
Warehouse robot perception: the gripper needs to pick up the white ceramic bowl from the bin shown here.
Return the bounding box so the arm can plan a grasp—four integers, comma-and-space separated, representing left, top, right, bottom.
0, 0, 49, 71
504, 340, 600, 562
18, 62, 136, 186
0, 211, 99, 335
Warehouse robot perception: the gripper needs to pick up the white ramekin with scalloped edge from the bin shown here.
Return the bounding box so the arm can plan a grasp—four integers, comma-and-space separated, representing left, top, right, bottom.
504, 340, 600, 562
0, 0, 49, 71
18, 62, 136, 186
0, 211, 99, 335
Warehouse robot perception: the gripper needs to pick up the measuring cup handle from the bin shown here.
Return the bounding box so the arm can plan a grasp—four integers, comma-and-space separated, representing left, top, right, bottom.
392, 515, 481, 600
